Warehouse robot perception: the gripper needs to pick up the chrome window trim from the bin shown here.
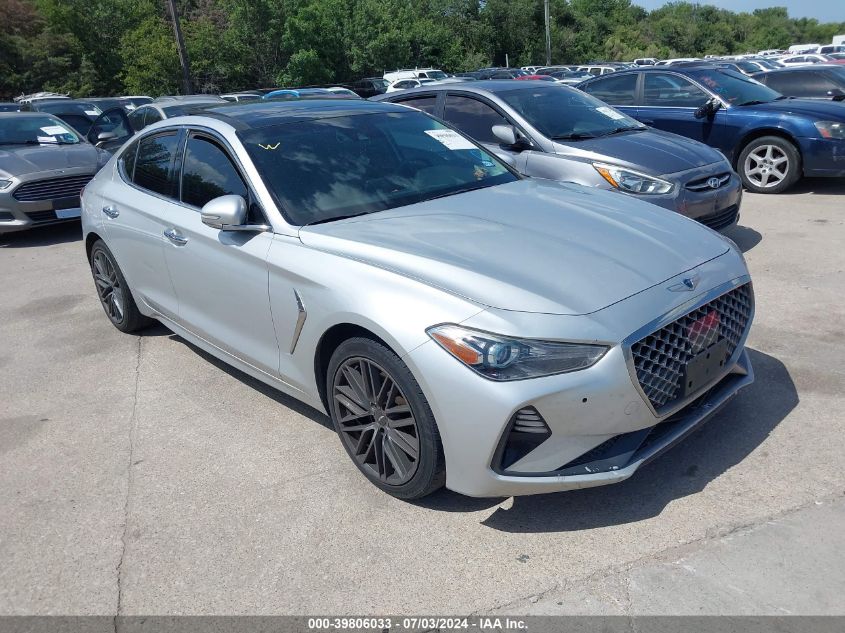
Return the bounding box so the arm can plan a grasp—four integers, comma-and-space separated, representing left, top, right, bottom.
622, 274, 754, 419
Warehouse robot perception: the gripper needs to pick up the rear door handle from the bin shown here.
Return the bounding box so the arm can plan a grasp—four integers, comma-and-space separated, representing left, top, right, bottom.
163, 228, 188, 245
102, 205, 119, 218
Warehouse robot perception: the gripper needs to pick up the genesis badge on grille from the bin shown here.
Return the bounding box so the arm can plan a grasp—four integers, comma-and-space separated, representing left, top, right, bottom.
669, 274, 700, 292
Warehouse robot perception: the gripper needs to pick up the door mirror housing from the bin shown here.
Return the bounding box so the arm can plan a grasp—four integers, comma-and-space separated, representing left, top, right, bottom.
94, 131, 117, 147
201, 195, 270, 232
694, 97, 721, 119
492, 124, 531, 150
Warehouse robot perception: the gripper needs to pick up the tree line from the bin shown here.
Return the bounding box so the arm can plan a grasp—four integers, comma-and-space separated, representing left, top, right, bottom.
2, 0, 844, 99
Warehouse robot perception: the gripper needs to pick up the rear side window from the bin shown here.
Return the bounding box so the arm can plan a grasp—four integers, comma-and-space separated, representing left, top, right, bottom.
145, 109, 163, 125
395, 95, 438, 114
582, 73, 637, 105
128, 108, 147, 132
119, 141, 139, 180
443, 95, 508, 144
181, 135, 248, 208
133, 132, 180, 198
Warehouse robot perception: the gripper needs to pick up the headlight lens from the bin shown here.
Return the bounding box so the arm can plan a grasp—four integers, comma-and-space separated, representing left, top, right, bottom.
814, 121, 845, 139
593, 163, 674, 195
0, 179, 11, 190
427, 324, 609, 381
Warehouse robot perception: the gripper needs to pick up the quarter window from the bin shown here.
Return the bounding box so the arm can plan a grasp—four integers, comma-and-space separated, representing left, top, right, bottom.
119, 141, 139, 180
133, 132, 180, 198
395, 95, 438, 114
642, 74, 708, 107
181, 135, 248, 208
443, 95, 508, 144
581, 73, 637, 105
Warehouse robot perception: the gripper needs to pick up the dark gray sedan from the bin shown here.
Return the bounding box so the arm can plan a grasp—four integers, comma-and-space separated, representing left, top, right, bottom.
374, 81, 743, 231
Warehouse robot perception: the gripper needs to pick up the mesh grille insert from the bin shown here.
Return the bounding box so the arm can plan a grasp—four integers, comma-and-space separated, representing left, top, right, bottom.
630, 283, 753, 410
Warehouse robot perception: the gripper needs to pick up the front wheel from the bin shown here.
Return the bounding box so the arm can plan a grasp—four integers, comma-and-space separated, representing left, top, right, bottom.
737, 136, 801, 194
327, 337, 445, 499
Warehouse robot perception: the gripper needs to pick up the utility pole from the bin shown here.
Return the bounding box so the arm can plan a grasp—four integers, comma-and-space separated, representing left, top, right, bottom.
166, 0, 192, 94
544, 0, 551, 66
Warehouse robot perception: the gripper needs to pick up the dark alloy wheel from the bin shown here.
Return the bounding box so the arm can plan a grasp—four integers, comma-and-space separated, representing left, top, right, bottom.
327, 337, 445, 499
89, 239, 152, 333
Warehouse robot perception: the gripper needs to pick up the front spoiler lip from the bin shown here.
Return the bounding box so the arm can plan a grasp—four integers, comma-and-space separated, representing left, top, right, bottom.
477, 348, 754, 497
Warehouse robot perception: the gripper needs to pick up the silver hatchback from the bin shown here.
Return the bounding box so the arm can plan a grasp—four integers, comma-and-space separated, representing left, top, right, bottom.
82, 100, 754, 499
374, 82, 743, 231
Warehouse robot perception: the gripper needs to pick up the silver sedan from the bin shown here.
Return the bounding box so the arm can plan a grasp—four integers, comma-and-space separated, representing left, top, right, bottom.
81, 100, 754, 499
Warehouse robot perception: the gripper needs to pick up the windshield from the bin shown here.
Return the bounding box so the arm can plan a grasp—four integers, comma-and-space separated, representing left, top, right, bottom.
498, 86, 644, 140
241, 110, 516, 225
37, 101, 102, 117
0, 115, 81, 145
426, 71, 448, 80
689, 68, 782, 104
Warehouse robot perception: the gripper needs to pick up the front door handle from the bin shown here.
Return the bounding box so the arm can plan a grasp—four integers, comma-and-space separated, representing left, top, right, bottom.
163, 228, 188, 245
102, 205, 119, 218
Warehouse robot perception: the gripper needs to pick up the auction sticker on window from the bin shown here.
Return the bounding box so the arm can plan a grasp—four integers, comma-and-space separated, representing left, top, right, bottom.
596, 106, 626, 120
40, 125, 68, 136
425, 129, 476, 150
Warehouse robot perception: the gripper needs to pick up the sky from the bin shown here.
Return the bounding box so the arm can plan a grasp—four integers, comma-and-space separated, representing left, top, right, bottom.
631, 0, 845, 23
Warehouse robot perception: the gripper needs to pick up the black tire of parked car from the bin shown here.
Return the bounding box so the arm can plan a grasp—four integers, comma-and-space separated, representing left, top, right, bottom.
89, 239, 154, 333
737, 135, 802, 194
327, 336, 446, 499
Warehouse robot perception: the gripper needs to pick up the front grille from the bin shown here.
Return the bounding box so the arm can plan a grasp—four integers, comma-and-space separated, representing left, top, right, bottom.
630, 283, 753, 411
699, 204, 739, 231
25, 210, 57, 223
686, 172, 731, 191
12, 175, 93, 202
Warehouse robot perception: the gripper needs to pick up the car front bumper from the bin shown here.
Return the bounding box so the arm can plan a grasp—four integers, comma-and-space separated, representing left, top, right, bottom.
405, 260, 754, 497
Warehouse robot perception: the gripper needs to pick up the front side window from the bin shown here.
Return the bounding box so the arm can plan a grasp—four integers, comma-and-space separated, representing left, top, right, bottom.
581, 73, 637, 105
498, 86, 643, 140
181, 135, 248, 208
240, 111, 516, 225
128, 108, 147, 131
442, 95, 508, 144
145, 109, 163, 125
642, 74, 709, 107
133, 132, 180, 198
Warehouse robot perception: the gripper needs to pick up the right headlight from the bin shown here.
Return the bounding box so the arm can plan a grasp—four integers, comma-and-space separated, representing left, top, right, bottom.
814, 121, 845, 140
427, 324, 609, 381
593, 163, 674, 195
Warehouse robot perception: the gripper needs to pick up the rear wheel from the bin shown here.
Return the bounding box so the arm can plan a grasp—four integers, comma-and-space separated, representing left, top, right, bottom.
737, 136, 801, 194
327, 337, 445, 499
89, 239, 153, 333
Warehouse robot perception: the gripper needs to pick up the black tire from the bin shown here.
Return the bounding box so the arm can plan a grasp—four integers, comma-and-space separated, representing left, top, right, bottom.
89, 239, 153, 333
327, 336, 446, 499
737, 135, 801, 194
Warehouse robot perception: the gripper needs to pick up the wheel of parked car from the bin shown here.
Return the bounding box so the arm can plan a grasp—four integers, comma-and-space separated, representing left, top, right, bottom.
89, 239, 153, 333
737, 136, 801, 194
327, 337, 445, 499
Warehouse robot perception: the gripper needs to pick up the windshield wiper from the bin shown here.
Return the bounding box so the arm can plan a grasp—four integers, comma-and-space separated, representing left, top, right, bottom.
774, 95, 796, 100
0, 140, 40, 146
304, 211, 372, 226
425, 183, 490, 202
737, 100, 772, 106
599, 126, 646, 136
551, 132, 597, 140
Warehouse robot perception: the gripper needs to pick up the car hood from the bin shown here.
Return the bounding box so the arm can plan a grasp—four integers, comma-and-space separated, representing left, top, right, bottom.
740, 98, 845, 119
0, 143, 99, 179
298, 179, 730, 315
551, 128, 725, 176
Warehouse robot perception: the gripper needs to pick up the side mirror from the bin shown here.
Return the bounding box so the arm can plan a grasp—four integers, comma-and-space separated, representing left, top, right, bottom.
200, 195, 269, 232
94, 131, 117, 147
694, 97, 721, 119
827, 88, 845, 102
492, 124, 530, 150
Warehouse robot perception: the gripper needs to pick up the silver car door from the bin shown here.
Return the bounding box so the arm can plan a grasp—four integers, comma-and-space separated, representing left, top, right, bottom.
100, 130, 181, 321
161, 131, 280, 376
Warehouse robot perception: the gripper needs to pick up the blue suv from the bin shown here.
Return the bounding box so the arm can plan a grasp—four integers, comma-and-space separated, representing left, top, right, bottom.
579, 66, 845, 193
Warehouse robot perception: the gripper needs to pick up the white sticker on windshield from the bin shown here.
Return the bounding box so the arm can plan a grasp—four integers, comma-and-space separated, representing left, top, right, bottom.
37, 136, 55, 144
596, 106, 626, 120
40, 125, 68, 136
425, 129, 476, 150
85, 110, 100, 116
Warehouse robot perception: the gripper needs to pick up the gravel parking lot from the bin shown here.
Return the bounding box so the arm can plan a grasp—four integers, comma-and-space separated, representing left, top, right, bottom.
1, 181, 844, 616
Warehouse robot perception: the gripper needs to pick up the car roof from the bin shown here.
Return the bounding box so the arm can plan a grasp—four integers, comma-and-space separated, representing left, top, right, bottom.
0, 111, 63, 119
190, 99, 412, 130
375, 79, 569, 98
